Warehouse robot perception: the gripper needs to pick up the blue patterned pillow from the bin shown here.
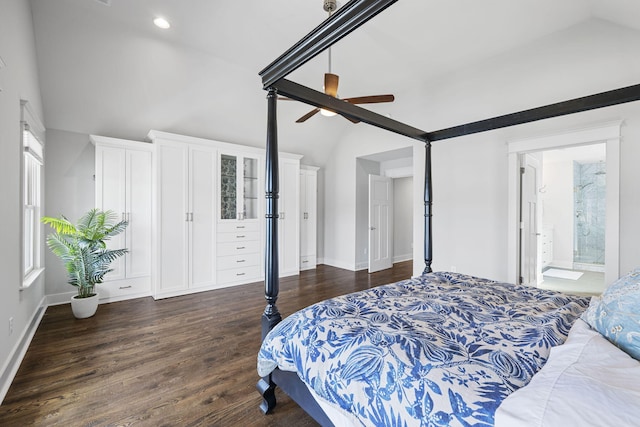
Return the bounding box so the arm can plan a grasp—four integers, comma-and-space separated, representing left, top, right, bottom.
581, 268, 640, 360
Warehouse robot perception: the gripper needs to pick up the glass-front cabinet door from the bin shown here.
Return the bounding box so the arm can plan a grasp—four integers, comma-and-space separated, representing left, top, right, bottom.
220, 152, 259, 221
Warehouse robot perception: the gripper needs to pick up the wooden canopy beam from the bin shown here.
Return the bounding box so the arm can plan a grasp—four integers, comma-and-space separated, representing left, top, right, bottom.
260, 0, 397, 89
427, 83, 640, 141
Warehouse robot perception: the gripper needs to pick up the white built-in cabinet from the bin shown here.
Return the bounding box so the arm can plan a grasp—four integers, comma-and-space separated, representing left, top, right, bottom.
94, 130, 307, 301
279, 154, 303, 277
152, 136, 217, 299
300, 165, 319, 270
92, 135, 153, 302
216, 150, 263, 285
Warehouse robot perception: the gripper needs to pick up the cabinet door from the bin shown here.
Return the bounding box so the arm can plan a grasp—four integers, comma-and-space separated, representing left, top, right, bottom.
279, 158, 299, 276
300, 169, 317, 258
220, 154, 238, 220
220, 152, 260, 221
126, 149, 152, 278
189, 147, 216, 288
242, 156, 259, 220
158, 144, 189, 292
96, 145, 127, 280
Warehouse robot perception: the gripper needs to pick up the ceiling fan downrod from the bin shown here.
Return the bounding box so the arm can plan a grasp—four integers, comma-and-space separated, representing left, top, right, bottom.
323, 0, 337, 74
323, 0, 337, 13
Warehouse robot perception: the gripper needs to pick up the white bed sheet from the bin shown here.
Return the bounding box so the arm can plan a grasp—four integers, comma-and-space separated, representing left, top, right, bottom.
495, 318, 640, 427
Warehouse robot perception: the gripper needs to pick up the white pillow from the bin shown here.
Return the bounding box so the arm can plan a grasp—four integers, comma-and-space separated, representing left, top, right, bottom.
495, 319, 640, 427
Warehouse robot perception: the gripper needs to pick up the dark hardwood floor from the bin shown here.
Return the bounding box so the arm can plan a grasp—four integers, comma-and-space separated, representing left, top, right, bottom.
0, 261, 413, 427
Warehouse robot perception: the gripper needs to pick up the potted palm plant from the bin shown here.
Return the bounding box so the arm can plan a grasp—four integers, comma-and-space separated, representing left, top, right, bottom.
42, 209, 128, 318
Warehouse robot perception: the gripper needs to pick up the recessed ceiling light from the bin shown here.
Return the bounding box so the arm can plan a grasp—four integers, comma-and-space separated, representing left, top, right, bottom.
153, 17, 171, 29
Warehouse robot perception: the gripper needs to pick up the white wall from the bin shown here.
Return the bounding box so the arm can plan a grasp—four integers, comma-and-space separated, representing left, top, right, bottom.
393, 177, 413, 262
44, 129, 96, 301
323, 122, 415, 270
405, 18, 640, 281
542, 159, 574, 269
0, 0, 47, 401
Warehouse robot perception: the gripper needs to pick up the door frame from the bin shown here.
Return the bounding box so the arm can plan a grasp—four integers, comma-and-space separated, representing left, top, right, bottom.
507, 121, 621, 286
519, 153, 542, 286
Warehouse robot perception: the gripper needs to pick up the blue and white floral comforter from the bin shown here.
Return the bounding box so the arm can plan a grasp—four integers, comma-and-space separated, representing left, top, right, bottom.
258, 272, 589, 426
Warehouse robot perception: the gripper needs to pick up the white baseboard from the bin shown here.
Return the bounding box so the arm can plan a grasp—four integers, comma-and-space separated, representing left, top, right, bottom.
46, 291, 76, 306
0, 296, 47, 404
549, 261, 573, 270
322, 258, 356, 271
355, 262, 368, 271
393, 254, 413, 263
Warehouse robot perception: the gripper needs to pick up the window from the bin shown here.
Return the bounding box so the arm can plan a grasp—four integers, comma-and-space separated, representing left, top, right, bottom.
21, 100, 45, 288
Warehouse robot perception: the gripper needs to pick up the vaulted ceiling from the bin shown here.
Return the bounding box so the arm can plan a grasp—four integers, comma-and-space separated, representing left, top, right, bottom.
29, 0, 640, 165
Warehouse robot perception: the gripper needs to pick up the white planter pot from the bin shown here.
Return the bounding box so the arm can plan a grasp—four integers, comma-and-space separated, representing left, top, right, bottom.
71, 294, 99, 319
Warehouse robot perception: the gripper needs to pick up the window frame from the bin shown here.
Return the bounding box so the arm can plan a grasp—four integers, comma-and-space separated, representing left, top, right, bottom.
21, 100, 45, 289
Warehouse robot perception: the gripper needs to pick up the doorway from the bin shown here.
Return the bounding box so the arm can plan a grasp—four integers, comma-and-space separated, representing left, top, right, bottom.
521, 145, 607, 294
507, 122, 620, 291
356, 147, 414, 272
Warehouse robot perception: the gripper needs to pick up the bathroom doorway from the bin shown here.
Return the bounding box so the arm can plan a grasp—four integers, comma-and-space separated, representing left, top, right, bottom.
537, 144, 606, 294
508, 121, 620, 295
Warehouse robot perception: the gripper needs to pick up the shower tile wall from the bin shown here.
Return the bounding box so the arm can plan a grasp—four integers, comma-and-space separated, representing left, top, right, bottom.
573, 161, 606, 266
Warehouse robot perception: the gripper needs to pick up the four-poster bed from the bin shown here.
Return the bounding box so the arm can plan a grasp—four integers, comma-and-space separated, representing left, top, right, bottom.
256, 0, 640, 425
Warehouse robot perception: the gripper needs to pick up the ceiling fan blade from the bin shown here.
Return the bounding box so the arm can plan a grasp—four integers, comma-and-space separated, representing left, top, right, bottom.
296, 108, 321, 123
324, 73, 339, 97
344, 94, 395, 104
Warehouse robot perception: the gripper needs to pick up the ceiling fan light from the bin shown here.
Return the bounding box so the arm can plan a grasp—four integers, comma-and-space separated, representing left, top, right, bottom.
320, 108, 337, 117
153, 17, 171, 29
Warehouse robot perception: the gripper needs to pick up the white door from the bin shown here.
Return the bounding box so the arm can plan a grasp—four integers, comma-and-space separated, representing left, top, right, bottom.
96, 145, 127, 281
189, 146, 216, 288
158, 144, 189, 292
368, 175, 393, 273
125, 149, 152, 279
300, 169, 317, 259
279, 158, 300, 277
520, 154, 541, 286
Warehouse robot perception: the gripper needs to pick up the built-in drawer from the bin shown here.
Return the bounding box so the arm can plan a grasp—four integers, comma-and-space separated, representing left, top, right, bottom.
217, 239, 261, 256
99, 276, 151, 301
217, 253, 260, 270
217, 265, 261, 285
217, 221, 260, 233
300, 255, 317, 271
217, 230, 260, 243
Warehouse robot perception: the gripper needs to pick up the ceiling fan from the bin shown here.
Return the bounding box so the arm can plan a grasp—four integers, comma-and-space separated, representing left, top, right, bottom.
292, 0, 395, 123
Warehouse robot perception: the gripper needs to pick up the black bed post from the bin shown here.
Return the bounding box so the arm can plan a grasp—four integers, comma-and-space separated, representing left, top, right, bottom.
258, 87, 280, 414
262, 86, 282, 337
423, 140, 433, 274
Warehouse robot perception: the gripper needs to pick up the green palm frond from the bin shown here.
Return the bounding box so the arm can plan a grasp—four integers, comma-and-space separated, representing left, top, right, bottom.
42, 209, 128, 297
41, 216, 77, 235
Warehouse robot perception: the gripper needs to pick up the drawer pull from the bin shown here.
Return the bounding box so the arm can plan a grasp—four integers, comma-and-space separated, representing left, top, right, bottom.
302, 260, 309, 263
236, 246, 245, 250
236, 272, 246, 276
236, 226, 245, 229
119, 285, 133, 289
236, 235, 245, 238
237, 259, 246, 263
